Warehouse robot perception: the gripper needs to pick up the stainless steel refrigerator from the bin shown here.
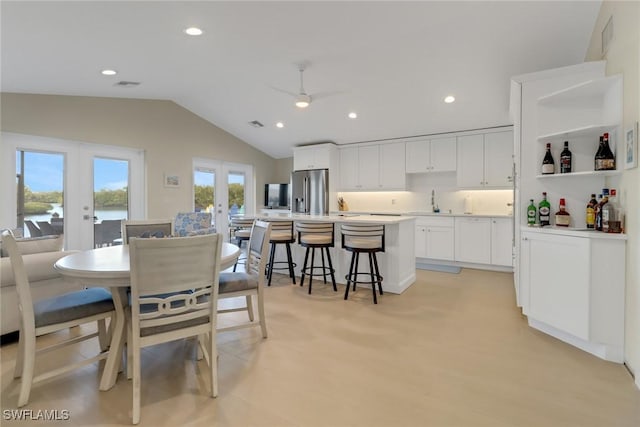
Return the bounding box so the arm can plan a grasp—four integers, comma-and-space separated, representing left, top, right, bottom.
291, 169, 329, 215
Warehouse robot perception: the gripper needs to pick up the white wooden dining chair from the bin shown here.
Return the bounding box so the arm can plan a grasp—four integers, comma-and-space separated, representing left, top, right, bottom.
121, 219, 174, 244
218, 220, 271, 337
127, 233, 223, 425
1, 232, 115, 408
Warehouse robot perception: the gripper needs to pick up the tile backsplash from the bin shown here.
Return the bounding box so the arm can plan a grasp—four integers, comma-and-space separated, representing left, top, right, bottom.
338, 173, 513, 215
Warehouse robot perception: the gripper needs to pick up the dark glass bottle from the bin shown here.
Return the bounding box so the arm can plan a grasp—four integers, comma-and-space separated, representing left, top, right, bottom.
600, 133, 616, 170
560, 141, 572, 173
541, 143, 555, 175
586, 193, 597, 229
594, 135, 604, 170
538, 192, 551, 226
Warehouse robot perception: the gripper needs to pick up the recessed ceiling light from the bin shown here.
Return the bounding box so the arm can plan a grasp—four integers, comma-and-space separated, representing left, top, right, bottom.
184, 27, 203, 36
276, 122, 284, 128
444, 95, 456, 103
101, 69, 117, 76
348, 112, 358, 119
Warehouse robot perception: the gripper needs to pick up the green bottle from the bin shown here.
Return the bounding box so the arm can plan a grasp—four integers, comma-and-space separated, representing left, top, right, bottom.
539, 192, 551, 226
527, 199, 537, 226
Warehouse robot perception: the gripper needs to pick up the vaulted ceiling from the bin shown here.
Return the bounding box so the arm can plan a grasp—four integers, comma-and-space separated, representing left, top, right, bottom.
1, 1, 601, 158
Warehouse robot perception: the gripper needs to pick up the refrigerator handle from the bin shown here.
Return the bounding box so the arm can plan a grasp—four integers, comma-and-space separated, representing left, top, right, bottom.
304, 176, 309, 213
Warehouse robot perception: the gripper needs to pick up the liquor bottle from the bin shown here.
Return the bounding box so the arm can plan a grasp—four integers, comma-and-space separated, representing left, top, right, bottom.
527, 199, 537, 226
600, 133, 616, 170
560, 141, 572, 173
538, 192, 551, 226
595, 190, 609, 231
594, 135, 604, 170
541, 143, 555, 174
554, 198, 570, 227
602, 189, 617, 232
586, 193, 597, 229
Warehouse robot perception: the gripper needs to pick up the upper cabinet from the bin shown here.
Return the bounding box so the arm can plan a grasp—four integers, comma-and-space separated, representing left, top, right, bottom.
457, 130, 513, 188
338, 142, 406, 191
405, 137, 456, 173
293, 143, 337, 171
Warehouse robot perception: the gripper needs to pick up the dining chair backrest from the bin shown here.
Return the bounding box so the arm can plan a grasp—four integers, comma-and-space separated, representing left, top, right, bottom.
247, 220, 272, 276
95, 219, 122, 247
341, 223, 385, 251
128, 233, 223, 423
121, 219, 174, 244
174, 212, 216, 237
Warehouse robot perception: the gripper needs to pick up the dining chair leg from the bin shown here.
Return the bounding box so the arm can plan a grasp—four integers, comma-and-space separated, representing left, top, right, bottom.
345, 252, 356, 300
373, 253, 383, 295
127, 317, 133, 380
321, 248, 327, 284
98, 318, 110, 351
257, 287, 268, 339
209, 333, 218, 398
245, 295, 254, 322
17, 331, 36, 407
132, 337, 141, 425
14, 330, 25, 378
353, 253, 360, 291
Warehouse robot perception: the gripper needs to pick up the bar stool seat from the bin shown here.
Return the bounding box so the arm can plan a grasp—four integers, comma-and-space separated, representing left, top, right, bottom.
297, 222, 336, 294
341, 224, 385, 304
264, 220, 296, 286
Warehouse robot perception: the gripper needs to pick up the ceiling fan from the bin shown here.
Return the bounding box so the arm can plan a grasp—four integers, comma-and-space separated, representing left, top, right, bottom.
293, 67, 311, 108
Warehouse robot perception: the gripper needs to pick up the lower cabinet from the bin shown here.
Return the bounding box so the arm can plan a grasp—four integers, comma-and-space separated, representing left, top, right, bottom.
415, 217, 454, 261
454, 217, 491, 264
519, 230, 625, 362
491, 217, 513, 266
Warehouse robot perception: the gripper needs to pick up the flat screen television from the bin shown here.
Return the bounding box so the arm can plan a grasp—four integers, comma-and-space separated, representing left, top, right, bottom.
264, 183, 289, 208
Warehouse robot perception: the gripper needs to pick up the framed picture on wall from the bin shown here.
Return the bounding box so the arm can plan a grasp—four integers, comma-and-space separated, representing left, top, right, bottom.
625, 122, 638, 170
164, 173, 180, 188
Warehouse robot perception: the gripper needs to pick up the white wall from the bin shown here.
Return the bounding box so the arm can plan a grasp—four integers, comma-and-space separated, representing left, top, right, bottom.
585, 0, 640, 387
0, 94, 282, 222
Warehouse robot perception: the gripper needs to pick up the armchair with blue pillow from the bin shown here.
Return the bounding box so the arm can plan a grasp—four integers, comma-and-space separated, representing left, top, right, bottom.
174, 212, 216, 237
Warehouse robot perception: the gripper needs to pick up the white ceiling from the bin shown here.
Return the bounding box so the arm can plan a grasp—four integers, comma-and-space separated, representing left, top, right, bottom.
1, 1, 601, 159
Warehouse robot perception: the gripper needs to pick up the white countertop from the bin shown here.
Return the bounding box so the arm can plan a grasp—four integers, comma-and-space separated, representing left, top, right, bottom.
521, 225, 628, 240
256, 213, 414, 224
329, 210, 513, 218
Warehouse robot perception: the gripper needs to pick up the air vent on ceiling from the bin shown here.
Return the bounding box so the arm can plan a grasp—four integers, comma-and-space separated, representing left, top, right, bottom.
114, 81, 141, 87
249, 120, 264, 128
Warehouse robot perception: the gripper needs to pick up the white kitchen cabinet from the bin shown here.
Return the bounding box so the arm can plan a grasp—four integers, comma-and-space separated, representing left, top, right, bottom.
454, 217, 491, 264
519, 229, 625, 362
415, 216, 454, 261
490, 217, 513, 267
405, 137, 456, 173
457, 131, 513, 188
293, 143, 333, 171
338, 142, 406, 191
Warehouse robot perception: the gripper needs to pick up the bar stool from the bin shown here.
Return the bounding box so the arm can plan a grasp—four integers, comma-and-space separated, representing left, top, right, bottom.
341, 223, 385, 304
296, 222, 337, 294
264, 220, 296, 286
229, 216, 255, 272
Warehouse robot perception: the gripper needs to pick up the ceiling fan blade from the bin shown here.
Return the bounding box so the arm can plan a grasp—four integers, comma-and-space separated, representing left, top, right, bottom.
268, 85, 297, 98
310, 89, 348, 101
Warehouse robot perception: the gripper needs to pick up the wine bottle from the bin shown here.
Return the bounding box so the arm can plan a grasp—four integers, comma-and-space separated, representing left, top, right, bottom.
527, 199, 537, 226
594, 135, 604, 170
541, 143, 555, 174
606, 189, 621, 233
602, 189, 616, 232
554, 198, 570, 227
595, 190, 609, 231
538, 192, 551, 226
586, 193, 597, 229
560, 141, 572, 173
600, 132, 616, 170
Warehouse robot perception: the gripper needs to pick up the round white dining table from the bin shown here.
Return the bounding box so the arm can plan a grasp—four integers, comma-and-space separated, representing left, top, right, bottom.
54, 242, 240, 391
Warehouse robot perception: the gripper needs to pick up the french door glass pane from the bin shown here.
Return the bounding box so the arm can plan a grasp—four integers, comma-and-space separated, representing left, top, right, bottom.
16, 150, 64, 237
194, 168, 215, 220
228, 172, 245, 216
93, 158, 128, 247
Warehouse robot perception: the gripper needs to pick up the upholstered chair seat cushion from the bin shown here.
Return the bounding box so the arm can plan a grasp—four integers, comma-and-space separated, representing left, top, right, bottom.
34, 288, 114, 328
219, 272, 258, 293
270, 232, 294, 242
234, 229, 251, 239
343, 237, 382, 250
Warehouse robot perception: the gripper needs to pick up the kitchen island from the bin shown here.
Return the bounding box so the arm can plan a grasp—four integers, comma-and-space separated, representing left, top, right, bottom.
255, 213, 416, 294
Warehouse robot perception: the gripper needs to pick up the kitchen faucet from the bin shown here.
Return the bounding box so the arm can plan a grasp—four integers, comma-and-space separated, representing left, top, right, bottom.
431, 190, 439, 213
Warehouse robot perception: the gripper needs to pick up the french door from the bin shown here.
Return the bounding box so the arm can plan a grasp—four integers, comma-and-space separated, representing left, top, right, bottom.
192, 158, 254, 241
1, 132, 144, 250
